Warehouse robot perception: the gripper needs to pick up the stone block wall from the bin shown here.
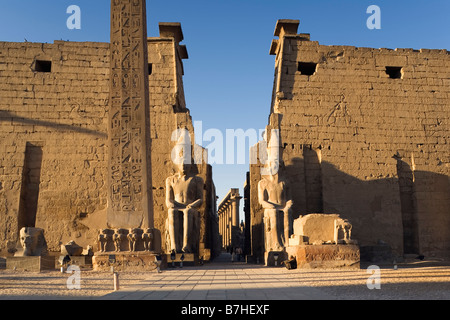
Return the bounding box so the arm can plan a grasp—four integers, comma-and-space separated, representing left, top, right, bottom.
0, 24, 219, 257
249, 20, 450, 259
0, 41, 110, 252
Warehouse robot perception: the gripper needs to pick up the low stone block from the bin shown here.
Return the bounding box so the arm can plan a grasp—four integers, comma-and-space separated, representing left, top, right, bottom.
286, 244, 360, 269
264, 251, 288, 267
57, 255, 92, 268
288, 234, 308, 246
293, 214, 340, 244
92, 252, 166, 271
6, 256, 56, 272
61, 240, 83, 256
166, 253, 198, 267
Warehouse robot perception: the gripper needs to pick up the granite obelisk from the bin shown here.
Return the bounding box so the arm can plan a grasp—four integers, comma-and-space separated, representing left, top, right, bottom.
108, 0, 153, 229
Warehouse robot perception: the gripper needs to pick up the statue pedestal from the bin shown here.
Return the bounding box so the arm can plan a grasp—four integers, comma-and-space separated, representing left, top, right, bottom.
286, 244, 360, 269
58, 255, 92, 268
264, 251, 288, 267
92, 252, 166, 271
165, 253, 198, 267
6, 256, 56, 272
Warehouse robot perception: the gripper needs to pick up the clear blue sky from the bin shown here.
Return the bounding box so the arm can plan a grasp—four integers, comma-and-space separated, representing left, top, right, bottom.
1, 0, 448, 220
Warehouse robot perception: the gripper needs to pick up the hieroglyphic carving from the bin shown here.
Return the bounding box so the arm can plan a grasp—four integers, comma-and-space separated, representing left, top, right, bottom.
108, 0, 153, 228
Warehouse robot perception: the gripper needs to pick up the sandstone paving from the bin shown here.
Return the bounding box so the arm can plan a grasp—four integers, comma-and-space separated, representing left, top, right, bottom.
1, 259, 450, 300
99, 256, 450, 300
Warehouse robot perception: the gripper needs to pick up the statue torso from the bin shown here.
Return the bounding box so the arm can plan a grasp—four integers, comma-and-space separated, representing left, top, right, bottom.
260, 178, 287, 207
168, 174, 201, 205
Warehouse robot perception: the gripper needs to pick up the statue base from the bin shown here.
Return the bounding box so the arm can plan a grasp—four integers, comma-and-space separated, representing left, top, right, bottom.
92, 252, 166, 272
6, 256, 56, 272
57, 255, 92, 268
165, 253, 198, 267
286, 244, 360, 269
264, 251, 288, 267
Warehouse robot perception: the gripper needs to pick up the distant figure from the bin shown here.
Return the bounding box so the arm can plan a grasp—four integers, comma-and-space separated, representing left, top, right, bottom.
62, 255, 71, 266
282, 256, 297, 270
236, 247, 243, 261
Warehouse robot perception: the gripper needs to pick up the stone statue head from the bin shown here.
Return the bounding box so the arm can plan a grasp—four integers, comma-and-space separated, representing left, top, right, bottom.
16, 227, 48, 257
171, 128, 192, 175
262, 128, 283, 176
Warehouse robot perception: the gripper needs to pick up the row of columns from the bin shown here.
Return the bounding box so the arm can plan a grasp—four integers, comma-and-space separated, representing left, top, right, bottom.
217, 189, 241, 250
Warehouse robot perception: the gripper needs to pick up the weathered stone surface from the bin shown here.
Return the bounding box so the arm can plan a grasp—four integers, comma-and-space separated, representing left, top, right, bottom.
293, 214, 339, 244
249, 19, 450, 261
107, 0, 154, 229
15, 227, 48, 257
6, 256, 56, 272
92, 252, 165, 271
0, 40, 110, 252
288, 234, 308, 246
0, 15, 218, 259
61, 240, 83, 256
286, 244, 360, 268
293, 213, 355, 244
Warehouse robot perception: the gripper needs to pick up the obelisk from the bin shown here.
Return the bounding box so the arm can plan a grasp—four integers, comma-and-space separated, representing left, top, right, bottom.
108, 0, 153, 229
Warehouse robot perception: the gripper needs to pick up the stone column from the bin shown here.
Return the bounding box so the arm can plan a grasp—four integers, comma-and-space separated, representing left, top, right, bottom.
108, 0, 154, 228
220, 211, 223, 248
225, 206, 229, 248
231, 195, 241, 227
221, 211, 224, 248
227, 202, 233, 245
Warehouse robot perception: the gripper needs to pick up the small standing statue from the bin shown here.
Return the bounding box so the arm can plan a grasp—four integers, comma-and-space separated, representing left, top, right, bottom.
98, 229, 112, 253
142, 228, 154, 251
334, 219, 355, 244
127, 228, 142, 252
113, 228, 127, 252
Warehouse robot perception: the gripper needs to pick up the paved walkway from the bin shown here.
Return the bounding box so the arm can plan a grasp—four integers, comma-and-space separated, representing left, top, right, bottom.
100, 253, 334, 300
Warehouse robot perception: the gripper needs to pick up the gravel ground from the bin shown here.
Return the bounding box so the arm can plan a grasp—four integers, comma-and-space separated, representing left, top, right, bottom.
1, 260, 450, 300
